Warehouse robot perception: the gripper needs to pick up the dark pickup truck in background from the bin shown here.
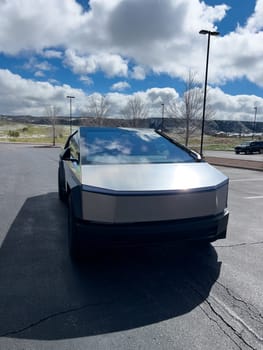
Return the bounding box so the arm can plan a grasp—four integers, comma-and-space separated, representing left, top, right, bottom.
234, 140, 263, 154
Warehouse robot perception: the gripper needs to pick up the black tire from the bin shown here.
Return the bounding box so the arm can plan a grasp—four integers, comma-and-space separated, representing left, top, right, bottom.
68, 195, 82, 261
58, 166, 67, 203
68, 195, 99, 262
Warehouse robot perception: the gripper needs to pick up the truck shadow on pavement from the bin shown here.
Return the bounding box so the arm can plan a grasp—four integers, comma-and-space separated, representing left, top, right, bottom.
0, 192, 221, 340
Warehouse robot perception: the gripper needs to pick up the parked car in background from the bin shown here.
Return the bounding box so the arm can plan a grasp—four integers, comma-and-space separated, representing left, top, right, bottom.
58, 127, 229, 260
234, 140, 263, 154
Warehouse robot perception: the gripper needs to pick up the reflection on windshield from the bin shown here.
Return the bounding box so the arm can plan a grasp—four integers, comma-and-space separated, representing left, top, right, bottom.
80, 128, 195, 164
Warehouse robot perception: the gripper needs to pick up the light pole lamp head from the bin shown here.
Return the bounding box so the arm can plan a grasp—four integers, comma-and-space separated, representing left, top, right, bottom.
199, 29, 220, 36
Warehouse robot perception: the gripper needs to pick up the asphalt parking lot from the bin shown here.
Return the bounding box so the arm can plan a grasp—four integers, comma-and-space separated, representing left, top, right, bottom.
0, 144, 262, 350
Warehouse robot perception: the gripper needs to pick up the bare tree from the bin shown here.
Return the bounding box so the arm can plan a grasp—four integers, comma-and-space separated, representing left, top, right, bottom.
166, 71, 214, 146
46, 105, 60, 146
122, 96, 149, 127
86, 94, 110, 125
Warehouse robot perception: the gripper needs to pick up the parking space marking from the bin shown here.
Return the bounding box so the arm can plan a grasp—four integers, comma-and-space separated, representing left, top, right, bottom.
244, 196, 263, 199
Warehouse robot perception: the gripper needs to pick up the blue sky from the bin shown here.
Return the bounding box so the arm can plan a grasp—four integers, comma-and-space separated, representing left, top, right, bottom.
0, 0, 263, 121
206, 1, 255, 33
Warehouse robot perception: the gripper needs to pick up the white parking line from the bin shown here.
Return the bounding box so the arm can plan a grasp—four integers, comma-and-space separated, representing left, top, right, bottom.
244, 196, 263, 199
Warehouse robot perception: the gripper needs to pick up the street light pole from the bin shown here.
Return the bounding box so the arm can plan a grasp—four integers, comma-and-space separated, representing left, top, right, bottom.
161, 103, 164, 130
66, 95, 75, 134
252, 106, 257, 139
199, 29, 219, 157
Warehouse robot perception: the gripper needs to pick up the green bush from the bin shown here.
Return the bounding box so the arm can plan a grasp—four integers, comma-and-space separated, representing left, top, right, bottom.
8, 130, 20, 137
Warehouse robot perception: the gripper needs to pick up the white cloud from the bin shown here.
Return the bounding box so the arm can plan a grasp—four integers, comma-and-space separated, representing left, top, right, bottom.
48, 78, 60, 85
64, 50, 128, 77
22, 57, 54, 74
0, 0, 262, 89
80, 76, 93, 85
0, 0, 86, 54
104, 0, 230, 79
34, 71, 45, 77
243, 0, 263, 32
111, 81, 130, 91
143, 87, 179, 106
0, 69, 262, 121
131, 66, 146, 80
0, 69, 85, 116
207, 87, 263, 121
209, 31, 263, 86
35, 61, 53, 71
0, 0, 263, 122
42, 50, 63, 59
0, 0, 229, 81
108, 0, 185, 46
206, 0, 263, 86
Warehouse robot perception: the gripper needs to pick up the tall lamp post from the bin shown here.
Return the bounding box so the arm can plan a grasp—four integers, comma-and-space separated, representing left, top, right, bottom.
252, 106, 257, 139
161, 103, 164, 130
66, 95, 75, 134
199, 29, 220, 157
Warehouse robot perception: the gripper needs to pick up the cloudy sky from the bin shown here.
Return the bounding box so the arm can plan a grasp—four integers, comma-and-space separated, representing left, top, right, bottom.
0, 0, 263, 121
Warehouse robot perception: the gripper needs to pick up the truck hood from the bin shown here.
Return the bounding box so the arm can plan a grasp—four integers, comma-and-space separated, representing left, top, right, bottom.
81, 162, 228, 193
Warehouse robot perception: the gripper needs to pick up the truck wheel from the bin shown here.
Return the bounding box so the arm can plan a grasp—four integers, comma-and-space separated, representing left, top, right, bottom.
68, 195, 98, 262
58, 167, 67, 203
68, 195, 82, 261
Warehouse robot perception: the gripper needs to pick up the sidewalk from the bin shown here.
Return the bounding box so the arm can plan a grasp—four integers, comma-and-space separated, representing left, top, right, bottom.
204, 156, 263, 171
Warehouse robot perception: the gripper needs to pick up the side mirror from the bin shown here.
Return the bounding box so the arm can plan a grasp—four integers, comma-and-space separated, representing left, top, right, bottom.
61, 147, 79, 163
61, 147, 70, 160
190, 150, 202, 161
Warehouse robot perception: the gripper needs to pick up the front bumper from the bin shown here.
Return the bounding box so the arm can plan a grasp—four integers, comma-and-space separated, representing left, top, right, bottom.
75, 209, 229, 247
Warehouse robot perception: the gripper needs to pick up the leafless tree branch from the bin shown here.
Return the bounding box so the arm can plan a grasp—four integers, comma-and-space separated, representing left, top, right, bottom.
86, 95, 110, 125
122, 96, 149, 127
166, 70, 215, 146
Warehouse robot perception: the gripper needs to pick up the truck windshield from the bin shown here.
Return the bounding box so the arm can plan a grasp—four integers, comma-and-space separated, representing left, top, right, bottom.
80, 128, 196, 165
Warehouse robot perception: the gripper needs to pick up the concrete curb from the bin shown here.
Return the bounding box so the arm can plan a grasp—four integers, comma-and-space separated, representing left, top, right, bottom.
205, 156, 263, 171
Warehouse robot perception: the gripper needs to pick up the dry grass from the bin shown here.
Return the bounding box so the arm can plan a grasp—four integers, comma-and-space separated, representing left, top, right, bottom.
165, 131, 256, 152
0, 121, 258, 151
0, 122, 69, 145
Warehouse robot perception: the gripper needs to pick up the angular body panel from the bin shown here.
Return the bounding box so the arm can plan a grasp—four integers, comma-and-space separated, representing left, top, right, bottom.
81, 183, 228, 224
80, 162, 228, 224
